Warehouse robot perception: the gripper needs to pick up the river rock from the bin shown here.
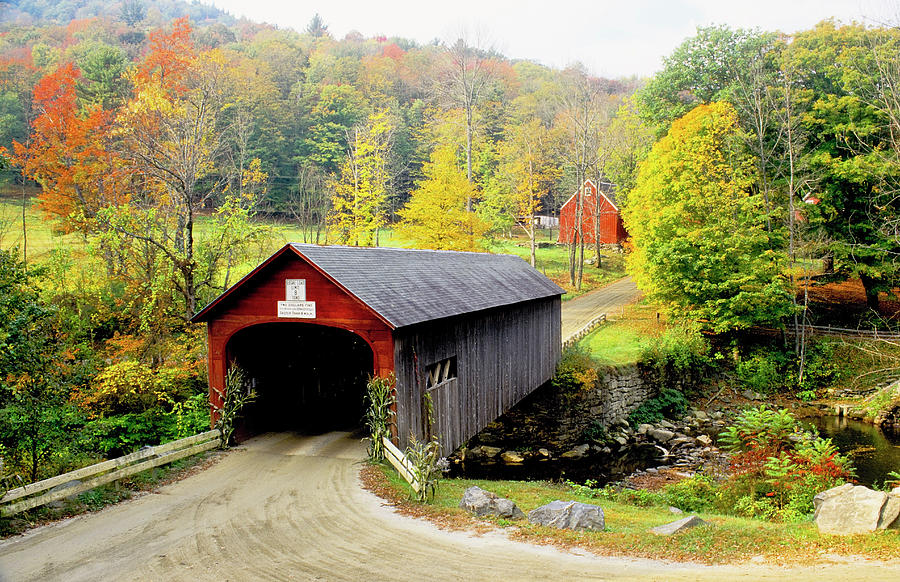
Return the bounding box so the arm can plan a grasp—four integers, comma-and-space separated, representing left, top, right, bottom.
696, 434, 712, 446
637, 423, 654, 435
814, 484, 898, 534
650, 515, 706, 536
501, 451, 525, 464
459, 486, 525, 520
648, 428, 675, 443
537, 448, 551, 458
528, 500, 605, 531
561, 444, 590, 459
879, 493, 900, 530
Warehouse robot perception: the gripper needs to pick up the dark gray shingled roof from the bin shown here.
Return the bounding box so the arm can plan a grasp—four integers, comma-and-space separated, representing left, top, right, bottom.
291, 244, 564, 328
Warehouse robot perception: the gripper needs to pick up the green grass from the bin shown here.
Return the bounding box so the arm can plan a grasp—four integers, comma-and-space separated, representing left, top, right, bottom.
577, 303, 664, 365
374, 465, 900, 565
579, 320, 649, 365
0, 197, 85, 260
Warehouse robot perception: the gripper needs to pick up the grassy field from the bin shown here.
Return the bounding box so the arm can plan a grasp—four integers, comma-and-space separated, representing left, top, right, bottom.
368, 464, 900, 565
0, 197, 626, 298
577, 302, 664, 365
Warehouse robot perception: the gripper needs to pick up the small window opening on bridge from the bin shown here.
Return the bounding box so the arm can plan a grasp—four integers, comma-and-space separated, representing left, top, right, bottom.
425, 357, 456, 390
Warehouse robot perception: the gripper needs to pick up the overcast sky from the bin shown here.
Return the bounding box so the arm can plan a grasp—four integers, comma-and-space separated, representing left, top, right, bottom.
209, 0, 896, 78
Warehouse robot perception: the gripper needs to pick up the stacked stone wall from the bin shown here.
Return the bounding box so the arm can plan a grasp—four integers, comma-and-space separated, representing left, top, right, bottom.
476, 363, 701, 450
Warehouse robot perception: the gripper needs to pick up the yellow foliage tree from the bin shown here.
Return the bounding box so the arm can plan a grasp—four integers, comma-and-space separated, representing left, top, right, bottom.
328, 109, 393, 246
500, 118, 559, 266
396, 145, 488, 251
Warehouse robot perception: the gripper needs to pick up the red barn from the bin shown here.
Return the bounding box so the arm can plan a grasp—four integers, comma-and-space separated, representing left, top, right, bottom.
557, 179, 627, 244
191, 244, 563, 452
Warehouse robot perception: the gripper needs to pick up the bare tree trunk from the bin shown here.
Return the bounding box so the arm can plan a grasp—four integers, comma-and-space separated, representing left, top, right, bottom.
20, 175, 27, 268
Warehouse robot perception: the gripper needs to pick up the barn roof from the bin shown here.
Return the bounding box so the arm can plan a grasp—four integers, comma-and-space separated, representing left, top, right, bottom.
192, 244, 564, 329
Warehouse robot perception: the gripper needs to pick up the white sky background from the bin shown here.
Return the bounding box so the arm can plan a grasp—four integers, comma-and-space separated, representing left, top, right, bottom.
210, 0, 897, 78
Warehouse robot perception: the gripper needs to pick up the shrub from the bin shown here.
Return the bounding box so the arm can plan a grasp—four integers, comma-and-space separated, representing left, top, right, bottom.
639, 322, 712, 390
717, 406, 855, 521
662, 474, 716, 512
627, 388, 689, 427
735, 350, 789, 394
552, 345, 599, 393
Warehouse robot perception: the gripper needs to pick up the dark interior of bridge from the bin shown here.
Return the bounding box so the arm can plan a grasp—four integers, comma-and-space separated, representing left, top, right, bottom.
226, 323, 373, 437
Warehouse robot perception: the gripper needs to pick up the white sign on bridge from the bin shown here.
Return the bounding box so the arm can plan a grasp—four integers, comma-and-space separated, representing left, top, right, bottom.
285, 279, 306, 300
277, 300, 316, 319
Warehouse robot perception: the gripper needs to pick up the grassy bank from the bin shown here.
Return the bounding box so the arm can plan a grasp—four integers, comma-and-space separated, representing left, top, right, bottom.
366, 464, 900, 565
577, 303, 664, 365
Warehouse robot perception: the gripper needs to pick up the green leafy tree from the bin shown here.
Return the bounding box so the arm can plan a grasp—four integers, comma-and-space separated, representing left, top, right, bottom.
623, 102, 792, 333
396, 145, 488, 251
0, 249, 75, 482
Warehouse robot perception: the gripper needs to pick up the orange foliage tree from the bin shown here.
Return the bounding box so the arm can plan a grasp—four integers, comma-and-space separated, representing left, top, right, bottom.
7, 62, 123, 233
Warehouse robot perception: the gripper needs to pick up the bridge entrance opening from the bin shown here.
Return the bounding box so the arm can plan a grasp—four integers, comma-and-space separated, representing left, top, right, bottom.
225, 323, 373, 436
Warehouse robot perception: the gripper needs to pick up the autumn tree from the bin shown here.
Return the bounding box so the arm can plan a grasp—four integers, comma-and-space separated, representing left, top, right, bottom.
623, 102, 792, 333
105, 18, 263, 320
328, 109, 395, 246
498, 117, 559, 266
7, 62, 120, 233
396, 145, 488, 251
555, 66, 612, 289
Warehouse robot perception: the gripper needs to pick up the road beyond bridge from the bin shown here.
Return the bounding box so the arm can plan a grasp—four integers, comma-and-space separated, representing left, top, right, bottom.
561, 276, 641, 342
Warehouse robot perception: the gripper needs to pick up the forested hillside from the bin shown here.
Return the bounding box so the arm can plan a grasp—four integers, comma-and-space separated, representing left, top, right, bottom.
3, 0, 900, 488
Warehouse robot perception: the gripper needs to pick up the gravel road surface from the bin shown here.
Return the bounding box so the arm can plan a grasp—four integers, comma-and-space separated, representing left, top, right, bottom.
2, 431, 898, 582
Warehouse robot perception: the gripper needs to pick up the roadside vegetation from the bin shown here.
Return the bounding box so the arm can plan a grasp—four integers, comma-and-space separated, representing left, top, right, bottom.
366, 463, 899, 564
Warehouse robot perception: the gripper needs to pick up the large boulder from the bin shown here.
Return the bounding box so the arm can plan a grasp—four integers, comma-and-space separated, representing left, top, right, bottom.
814, 484, 900, 534
459, 486, 525, 520
527, 500, 605, 531
650, 515, 707, 536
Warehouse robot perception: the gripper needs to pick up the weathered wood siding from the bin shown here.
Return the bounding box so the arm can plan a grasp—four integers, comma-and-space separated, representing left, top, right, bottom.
392, 296, 561, 452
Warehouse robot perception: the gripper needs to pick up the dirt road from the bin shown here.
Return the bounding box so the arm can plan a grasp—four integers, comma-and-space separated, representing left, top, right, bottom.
561, 276, 641, 341
2, 431, 897, 582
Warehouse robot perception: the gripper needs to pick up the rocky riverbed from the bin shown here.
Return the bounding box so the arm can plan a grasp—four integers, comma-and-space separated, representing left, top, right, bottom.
449, 408, 732, 485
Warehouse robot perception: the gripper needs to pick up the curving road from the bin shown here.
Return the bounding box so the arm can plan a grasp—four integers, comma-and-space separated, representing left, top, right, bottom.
2, 431, 898, 582
561, 276, 641, 342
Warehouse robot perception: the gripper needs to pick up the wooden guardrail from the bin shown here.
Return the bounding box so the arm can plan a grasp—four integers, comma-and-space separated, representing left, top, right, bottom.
382, 436, 420, 493
1, 429, 220, 517
563, 313, 608, 349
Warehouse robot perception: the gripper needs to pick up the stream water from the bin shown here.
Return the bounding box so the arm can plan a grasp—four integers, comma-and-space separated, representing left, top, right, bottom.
802, 416, 900, 487
447, 444, 663, 484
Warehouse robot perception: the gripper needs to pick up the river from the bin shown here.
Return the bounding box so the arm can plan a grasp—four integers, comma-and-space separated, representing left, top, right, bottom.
803, 415, 900, 487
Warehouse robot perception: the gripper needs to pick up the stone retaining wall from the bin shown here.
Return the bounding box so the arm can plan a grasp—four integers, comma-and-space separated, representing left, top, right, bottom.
473, 363, 702, 450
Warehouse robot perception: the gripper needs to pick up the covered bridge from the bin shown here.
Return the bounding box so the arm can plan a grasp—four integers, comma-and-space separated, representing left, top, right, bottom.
191, 244, 564, 452
558, 179, 627, 245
